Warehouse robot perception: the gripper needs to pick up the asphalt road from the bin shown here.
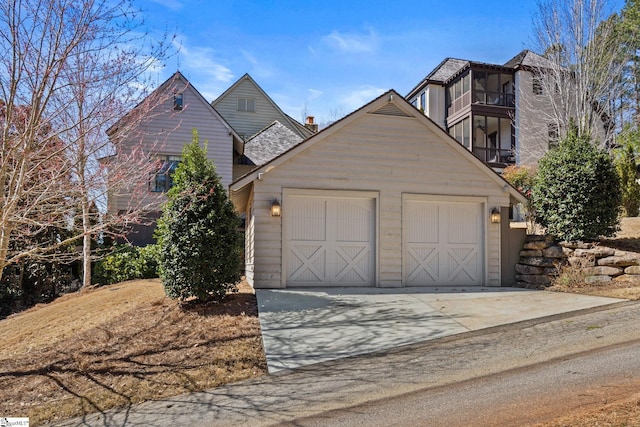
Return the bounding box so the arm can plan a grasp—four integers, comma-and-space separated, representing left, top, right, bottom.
57, 301, 640, 427
278, 340, 640, 426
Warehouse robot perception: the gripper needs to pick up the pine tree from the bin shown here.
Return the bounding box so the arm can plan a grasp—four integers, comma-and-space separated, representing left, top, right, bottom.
157, 129, 242, 302
615, 126, 640, 216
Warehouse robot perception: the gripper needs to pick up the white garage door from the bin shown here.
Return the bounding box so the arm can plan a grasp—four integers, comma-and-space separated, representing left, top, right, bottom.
285, 192, 375, 286
404, 197, 484, 286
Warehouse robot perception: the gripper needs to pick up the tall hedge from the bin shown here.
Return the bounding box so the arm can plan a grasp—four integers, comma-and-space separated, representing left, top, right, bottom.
156, 130, 242, 302
532, 129, 621, 241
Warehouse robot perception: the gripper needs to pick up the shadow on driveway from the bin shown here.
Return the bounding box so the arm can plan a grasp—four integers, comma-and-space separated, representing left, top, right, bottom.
256, 286, 625, 372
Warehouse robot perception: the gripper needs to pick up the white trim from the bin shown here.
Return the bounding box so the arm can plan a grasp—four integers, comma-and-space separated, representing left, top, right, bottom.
282, 188, 379, 287
402, 194, 487, 286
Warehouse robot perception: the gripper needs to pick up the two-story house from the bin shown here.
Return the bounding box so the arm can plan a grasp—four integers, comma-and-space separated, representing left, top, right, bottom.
108, 72, 313, 245
406, 50, 608, 169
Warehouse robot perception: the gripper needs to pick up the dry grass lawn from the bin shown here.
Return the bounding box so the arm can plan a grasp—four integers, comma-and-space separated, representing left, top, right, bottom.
0, 279, 266, 426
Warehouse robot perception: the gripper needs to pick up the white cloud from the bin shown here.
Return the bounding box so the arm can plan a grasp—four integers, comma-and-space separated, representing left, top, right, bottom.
307, 88, 323, 101
341, 86, 387, 111
322, 27, 378, 54
241, 50, 277, 79
173, 38, 234, 83
148, 0, 184, 11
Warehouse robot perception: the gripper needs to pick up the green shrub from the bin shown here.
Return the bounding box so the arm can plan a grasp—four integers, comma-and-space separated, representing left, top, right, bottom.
615, 143, 640, 217
532, 129, 621, 241
93, 244, 160, 286
157, 129, 242, 302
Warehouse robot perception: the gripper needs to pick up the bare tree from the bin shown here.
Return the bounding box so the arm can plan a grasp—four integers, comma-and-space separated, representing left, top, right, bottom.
0, 0, 172, 285
519, 0, 630, 160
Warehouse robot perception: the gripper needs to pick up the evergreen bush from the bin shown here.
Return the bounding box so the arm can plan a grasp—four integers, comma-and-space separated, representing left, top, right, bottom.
532, 129, 621, 241
93, 244, 160, 286
157, 130, 242, 302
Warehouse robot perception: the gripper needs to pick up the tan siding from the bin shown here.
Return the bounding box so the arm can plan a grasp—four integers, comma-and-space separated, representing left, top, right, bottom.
245, 192, 255, 286
111, 76, 233, 213
249, 113, 511, 288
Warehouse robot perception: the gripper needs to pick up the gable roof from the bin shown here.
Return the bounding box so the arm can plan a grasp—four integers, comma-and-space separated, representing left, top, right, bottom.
406, 58, 469, 98
107, 71, 241, 143
243, 120, 303, 166
407, 50, 553, 99
211, 73, 313, 140
503, 49, 555, 70
230, 89, 526, 210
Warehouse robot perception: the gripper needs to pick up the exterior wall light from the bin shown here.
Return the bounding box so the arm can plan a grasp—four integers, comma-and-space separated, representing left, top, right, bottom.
271, 199, 281, 217
490, 207, 501, 224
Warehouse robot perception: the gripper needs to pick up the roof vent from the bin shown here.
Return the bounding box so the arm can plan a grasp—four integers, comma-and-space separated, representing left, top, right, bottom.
371, 103, 411, 117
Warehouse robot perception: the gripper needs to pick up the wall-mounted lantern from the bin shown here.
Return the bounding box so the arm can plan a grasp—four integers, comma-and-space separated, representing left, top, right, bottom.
271, 199, 281, 217
490, 207, 501, 224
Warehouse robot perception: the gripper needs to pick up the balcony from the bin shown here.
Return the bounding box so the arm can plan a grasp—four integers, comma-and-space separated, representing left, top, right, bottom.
472, 147, 515, 166
474, 91, 514, 107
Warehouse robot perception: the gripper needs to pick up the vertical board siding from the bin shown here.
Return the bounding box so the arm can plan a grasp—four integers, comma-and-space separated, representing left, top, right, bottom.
250, 113, 510, 288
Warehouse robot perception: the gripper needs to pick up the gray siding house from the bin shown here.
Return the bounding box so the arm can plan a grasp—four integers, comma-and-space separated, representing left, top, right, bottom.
107, 71, 242, 245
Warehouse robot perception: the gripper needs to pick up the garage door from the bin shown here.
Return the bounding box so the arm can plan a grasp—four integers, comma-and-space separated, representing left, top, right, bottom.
404, 197, 484, 286
285, 192, 375, 286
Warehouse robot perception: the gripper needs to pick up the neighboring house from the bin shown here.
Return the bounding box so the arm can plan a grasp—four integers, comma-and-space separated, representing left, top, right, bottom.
107, 71, 242, 245
108, 72, 313, 245
405, 50, 607, 169
211, 73, 315, 143
230, 90, 527, 289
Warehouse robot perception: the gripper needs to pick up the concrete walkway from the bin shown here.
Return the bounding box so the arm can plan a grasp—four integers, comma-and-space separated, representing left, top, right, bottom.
256, 286, 626, 372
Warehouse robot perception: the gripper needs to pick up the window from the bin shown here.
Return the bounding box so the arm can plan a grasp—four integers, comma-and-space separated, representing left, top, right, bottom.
420, 91, 426, 112
447, 117, 470, 149
548, 123, 559, 149
237, 97, 256, 112
533, 77, 543, 95
173, 93, 183, 110
150, 155, 180, 192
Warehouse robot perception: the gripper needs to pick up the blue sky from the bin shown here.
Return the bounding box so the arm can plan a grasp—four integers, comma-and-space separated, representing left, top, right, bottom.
138, 0, 625, 125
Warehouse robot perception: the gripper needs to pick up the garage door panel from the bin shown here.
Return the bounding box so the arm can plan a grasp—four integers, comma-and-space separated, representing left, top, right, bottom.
407, 245, 439, 283
288, 198, 327, 241
336, 199, 373, 242
288, 244, 326, 282
447, 205, 480, 244
407, 204, 439, 244
446, 247, 480, 283
286, 194, 375, 286
335, 244, 372, 282
405, 199, 483, 286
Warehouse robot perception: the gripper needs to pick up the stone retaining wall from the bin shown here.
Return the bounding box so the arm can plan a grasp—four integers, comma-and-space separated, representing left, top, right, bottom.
515, 235, 640, 289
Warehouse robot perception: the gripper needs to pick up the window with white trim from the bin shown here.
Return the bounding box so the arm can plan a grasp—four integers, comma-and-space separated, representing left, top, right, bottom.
237, 97, 256, 112
150, 155, 180, 192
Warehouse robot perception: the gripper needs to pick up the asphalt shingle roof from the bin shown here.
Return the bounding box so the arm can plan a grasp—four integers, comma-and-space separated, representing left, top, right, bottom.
243, 121, 304, 166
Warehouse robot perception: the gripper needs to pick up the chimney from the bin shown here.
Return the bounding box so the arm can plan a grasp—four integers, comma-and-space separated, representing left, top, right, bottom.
304, 116, 319, 133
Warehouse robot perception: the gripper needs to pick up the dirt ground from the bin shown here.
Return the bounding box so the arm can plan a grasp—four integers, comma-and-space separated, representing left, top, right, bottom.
0, 279, 267, 426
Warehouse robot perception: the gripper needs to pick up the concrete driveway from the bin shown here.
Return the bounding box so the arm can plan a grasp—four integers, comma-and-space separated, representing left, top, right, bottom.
256, 286, 625, 372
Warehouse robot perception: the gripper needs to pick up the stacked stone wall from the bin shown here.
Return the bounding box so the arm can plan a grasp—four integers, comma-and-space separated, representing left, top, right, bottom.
515, 235, 640, 288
